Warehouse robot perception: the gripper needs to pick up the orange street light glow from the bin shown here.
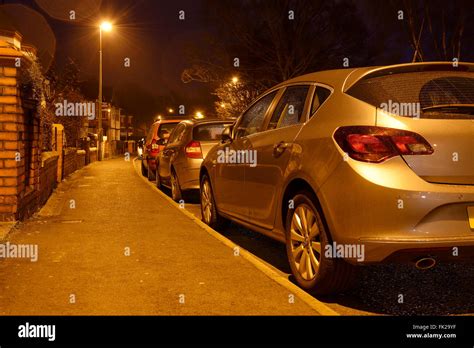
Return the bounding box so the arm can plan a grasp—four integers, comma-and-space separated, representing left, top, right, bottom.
100, 21, 113, 32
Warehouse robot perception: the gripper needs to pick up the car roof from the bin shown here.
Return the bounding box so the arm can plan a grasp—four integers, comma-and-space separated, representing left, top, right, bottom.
275, 61, 474, 92
152, 118, 185, 126
180, 119, 234, 127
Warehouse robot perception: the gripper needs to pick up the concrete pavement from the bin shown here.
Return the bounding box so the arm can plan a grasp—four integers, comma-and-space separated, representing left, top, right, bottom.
0, 157, 320, 315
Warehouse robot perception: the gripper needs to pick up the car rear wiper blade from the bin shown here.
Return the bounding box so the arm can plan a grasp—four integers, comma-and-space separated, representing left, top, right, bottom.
422, 104, 474, 113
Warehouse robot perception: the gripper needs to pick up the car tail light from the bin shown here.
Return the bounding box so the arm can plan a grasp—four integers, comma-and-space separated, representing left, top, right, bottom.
334, 126, 434, 163
150, 139, 160, 152
185, 140, 202, 159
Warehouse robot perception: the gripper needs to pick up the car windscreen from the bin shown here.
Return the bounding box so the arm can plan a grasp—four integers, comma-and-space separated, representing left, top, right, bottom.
347, 71, 474, 119
193, 123, 231, 141
157, 123, 179, 138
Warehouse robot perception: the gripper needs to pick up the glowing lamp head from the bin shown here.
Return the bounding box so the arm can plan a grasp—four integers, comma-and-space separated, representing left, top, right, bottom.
100, 21, 113, 32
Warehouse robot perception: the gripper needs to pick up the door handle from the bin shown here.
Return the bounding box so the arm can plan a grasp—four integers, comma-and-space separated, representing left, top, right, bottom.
273, 141, 290, 158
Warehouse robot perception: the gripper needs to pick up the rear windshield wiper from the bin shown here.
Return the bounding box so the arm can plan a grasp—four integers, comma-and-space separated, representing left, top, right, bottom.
422, 104, 474, 114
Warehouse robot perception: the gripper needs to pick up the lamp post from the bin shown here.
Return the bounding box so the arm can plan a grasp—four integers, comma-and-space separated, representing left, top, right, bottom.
97, 21, 112, 160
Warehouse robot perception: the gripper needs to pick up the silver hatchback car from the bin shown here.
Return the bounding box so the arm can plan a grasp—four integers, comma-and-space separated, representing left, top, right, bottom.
156, 119, 233, 201
200, 62, 474, 295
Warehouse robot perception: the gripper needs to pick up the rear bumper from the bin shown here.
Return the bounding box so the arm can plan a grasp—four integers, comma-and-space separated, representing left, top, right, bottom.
357, 239, 474, 265
146, 157, 157, 171
318, 155, 474, 264
380, 244, 474, 264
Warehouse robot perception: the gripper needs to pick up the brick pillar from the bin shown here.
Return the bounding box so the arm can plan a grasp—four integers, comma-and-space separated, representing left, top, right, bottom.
0, 48, 42, 221
0, 58, 25, 221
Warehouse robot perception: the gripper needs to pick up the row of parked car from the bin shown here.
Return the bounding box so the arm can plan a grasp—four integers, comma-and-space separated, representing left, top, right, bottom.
141, 62, 474, 295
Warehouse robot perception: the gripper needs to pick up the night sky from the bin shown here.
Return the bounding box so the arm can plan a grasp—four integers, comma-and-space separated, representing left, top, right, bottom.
2, 0, 215, 122
1, 0, 473, 124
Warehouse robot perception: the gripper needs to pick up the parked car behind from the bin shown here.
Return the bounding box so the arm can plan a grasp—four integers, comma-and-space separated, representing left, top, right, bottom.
156, 119, 233, 201
141, 118, 182, 180
200, 62, 474, 295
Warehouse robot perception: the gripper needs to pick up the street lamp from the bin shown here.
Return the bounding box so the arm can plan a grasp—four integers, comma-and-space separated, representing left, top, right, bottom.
168, 108, 174, 114
231, 76, 239, 84
195, 111, 204, 119
100, 21, 112, 32
97, 21, 113, 161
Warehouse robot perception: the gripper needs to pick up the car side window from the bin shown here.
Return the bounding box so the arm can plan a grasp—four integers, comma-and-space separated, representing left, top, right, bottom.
146, 125, 155, 143
268, 86, 310, 130
168, 124, 184, 144
310, 86, 331, 117
235, 91, 277, 138
175, 125, 188, 143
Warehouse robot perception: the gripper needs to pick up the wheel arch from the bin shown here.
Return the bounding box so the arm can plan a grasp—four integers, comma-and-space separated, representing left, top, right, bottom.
281, 178, 334, 243
199, 166, 210, 185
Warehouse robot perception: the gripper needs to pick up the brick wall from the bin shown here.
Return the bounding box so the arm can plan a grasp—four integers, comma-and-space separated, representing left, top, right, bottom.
0, 51, 42, 221
63, 147, 77, 179
0, 47, 53, 221
89, 147, 97, 163
76, 149, 85, 170
1, 46, 99, 221
39, 152, 58, 206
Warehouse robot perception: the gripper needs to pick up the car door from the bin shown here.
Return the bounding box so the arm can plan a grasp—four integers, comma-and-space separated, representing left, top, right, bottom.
213, 90, 279, 219
244, 84, 312, 230
144, 123, 158, 169
159, 123, 186, 183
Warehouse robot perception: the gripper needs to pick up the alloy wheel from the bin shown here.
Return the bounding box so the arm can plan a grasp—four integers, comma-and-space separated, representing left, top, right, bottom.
289, 204, 321, 281
171, 172, 181, 201
201, 179, 212, 224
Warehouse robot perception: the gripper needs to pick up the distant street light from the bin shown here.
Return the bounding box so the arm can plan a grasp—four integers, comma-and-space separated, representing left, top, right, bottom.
231, 76, 239, 84
168, 108, 174, 114
97, 20, 113, 161
195, 111, 204, 119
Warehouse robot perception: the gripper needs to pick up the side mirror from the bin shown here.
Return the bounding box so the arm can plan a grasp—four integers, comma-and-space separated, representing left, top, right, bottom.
221, 125, 233, 143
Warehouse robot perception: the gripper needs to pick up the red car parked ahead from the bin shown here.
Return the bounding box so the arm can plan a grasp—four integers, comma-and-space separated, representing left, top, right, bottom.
141, 118, 182, 180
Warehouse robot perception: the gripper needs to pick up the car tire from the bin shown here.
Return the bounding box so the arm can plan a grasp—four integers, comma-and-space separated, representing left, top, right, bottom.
200, 174, 230, 230
285, 191, 358, 295
147, 165, 156, 181
155, 171, 162, 189
141, 159, 148, 177
170, 169, 183, 202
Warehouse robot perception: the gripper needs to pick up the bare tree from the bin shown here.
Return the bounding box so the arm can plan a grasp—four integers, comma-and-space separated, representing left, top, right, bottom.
182, 0, 368, 118
400, 0, 470, 62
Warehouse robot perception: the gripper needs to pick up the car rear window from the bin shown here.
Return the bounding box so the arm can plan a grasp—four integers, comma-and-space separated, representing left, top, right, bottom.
193, 123, 230, 141
157, 123, 179, 138
347, 70, 474, 119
